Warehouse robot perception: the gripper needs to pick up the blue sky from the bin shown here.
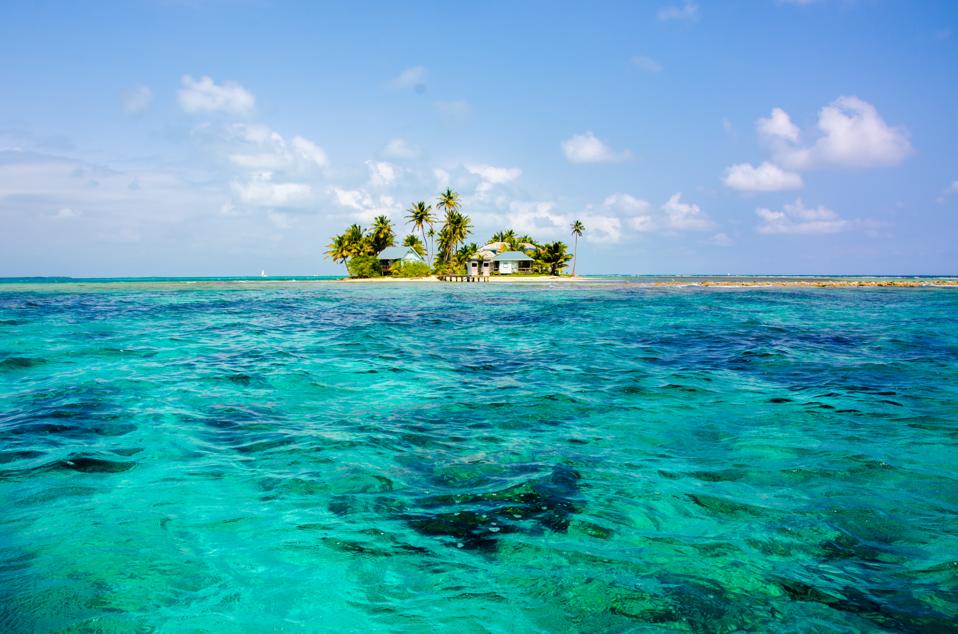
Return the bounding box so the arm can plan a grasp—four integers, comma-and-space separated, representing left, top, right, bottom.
1, 0, 956, 276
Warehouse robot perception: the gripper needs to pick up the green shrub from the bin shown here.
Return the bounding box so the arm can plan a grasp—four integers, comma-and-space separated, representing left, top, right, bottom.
392, 260, 432, 278
346, 255, 382, 278
432, 262, 465, 276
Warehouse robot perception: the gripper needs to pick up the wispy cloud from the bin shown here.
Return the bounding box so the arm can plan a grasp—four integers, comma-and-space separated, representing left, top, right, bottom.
465, 163, 521, 194
723, 161, 803, 192
391, 66, 427, 93
382, 138, 419, 160
179, 75, 255, 115
561, 132, 631, 164
658, 1, 699, 22
122, 85, 153, 113
755, 199, 848, 235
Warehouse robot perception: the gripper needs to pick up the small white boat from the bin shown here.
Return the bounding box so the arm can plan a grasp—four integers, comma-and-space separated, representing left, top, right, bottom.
260, 270, 268, 277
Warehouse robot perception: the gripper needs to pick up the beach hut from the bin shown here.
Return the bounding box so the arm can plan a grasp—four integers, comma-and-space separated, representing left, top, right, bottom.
466, 250, 494, 277
377, 246, 425, 275
493, 251, 534, 274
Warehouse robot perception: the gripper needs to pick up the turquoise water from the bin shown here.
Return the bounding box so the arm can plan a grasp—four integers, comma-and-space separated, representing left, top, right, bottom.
1, 280, 957, 632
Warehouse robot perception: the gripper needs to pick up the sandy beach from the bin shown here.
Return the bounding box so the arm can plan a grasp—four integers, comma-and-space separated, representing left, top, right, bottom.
338, 275, 588, 284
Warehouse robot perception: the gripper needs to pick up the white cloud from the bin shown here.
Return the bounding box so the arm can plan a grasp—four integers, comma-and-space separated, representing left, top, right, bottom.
231, 172, 312, 208
224, 124, 328, 172
391, 66, 427, 92
603, 193, 651, 213
723, 161, 803, 192
768, 97, 912, 170
501, 201, 623, 243
561, 132, 631, 164
122, 85, 153, 113
708, 232, 733, 246
658, 1, 699, 21
54, 207, 80, 220
631, 55, 663, 73
597, 192, 709, 234
330, 187, 373, 211
382, 138, 418, 159
290, 136, 328, 169
662, 193, 712, 230
758, 107, 800, 143
329, 187, 400, 223
755, 199, 848, 234
366, 160, 398, 187
465, 163, 521, 194
179, 75, 255, 115
465, 164, 521, 185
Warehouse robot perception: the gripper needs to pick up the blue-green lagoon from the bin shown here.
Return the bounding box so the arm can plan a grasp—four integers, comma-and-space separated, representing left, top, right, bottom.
1, 279, 956, 632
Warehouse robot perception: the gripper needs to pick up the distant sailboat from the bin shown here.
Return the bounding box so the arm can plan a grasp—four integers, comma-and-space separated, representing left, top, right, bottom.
260, 270, 267, 277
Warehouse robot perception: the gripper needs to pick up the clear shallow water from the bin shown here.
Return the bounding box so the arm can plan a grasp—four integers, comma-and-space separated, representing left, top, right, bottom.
1, 281, 957, 633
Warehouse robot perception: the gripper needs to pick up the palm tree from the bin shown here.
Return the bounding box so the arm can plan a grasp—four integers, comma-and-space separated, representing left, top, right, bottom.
343, 224, 370, 257
437, 188, 461, 215
402, 234, 426, 257
369, 215, 395, 253
436, 189, 467, 264
448, 211, 472, 258
326, 233, 350, 273
455, 242, 479, 267
538, 241, 572, 275
406, 201, 434, 263
570, 220, 585, 276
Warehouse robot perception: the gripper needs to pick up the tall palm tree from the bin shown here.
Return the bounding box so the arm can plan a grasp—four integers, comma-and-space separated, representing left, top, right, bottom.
436, 189, 465, 264
369, 215, 396, 253
402, 234, 426, 257
406, 201, 434, 263
570, 220, 585, 276
437, 188, 461, 215
448, 211, 472, 258
326, 233, 350, 273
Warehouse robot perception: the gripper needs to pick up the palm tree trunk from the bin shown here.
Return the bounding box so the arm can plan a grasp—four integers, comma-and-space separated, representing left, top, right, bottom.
572, 235, 578, 276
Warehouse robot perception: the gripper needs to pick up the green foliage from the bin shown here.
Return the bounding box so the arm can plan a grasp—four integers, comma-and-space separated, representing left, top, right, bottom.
406, 201, 435, 262
369, 215, 396, 253
454, 242, 479, 267
537, 241, 573, 275
402, 234, 426, 256
346, 255, 382, 278
432, 261, 465, 276
392, 260, 432, 278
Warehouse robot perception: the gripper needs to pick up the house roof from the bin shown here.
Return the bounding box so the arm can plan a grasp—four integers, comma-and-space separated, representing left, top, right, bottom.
377, 246, 423, 261
493, 251, 534, 262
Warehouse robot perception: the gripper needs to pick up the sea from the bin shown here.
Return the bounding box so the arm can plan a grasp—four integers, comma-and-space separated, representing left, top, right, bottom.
1, 277, 956, 632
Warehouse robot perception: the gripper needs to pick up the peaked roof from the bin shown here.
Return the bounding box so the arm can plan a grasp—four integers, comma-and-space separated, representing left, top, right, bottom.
493, 251, 534, 262
377, 246, 423, 260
